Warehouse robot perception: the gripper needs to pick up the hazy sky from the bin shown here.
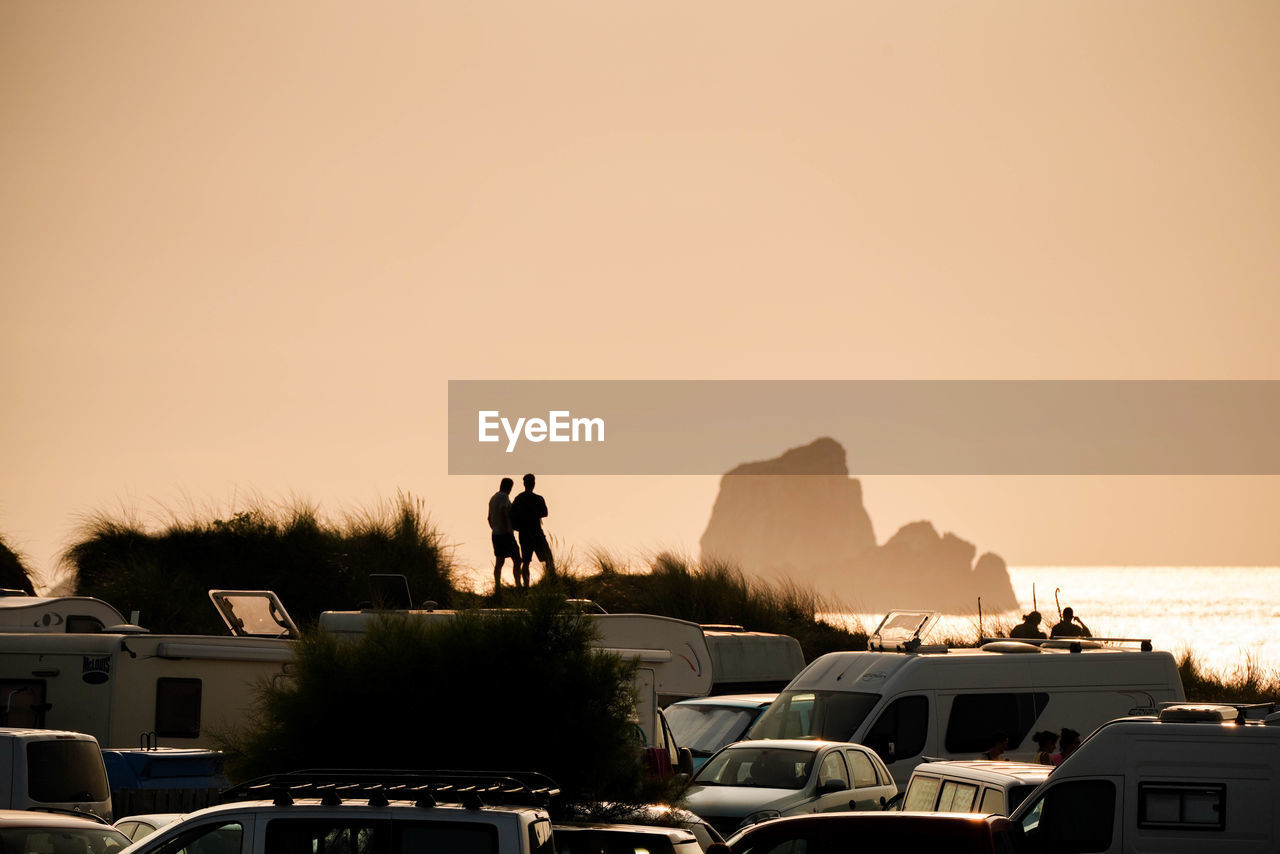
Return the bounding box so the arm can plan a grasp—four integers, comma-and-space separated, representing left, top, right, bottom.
3, 2, 1278, 592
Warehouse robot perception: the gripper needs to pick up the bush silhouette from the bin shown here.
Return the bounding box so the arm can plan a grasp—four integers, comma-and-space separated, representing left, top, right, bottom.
222, 597, 644, 801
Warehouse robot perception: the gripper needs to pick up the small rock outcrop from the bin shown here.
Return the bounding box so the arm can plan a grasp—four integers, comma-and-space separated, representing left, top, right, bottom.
700, 438, 1017, 614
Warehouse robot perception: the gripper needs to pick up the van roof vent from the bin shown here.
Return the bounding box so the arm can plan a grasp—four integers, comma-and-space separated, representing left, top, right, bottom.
1158, 704, 1236, 723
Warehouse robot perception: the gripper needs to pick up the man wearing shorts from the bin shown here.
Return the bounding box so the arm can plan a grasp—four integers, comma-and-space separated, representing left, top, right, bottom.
487, 477, 520, 594
510, 473, 554, 587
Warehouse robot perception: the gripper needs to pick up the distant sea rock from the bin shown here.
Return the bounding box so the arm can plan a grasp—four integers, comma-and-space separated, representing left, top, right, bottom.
700, 437, 1017, 614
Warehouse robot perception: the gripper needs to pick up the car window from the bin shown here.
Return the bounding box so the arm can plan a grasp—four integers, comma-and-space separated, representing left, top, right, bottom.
148, 821, 243, 854
845, 750, 878, 788
396, 821, 499, 854
695, 747, 815, 790
731, 833, 810, 854
980, 787, 1007, 815
862, 695, 929, 763
1020, 780, 1116, 853
902, 775, 941, 811
115, 824, 138, 841
0, 827, 130, 854
818, 751, 849, 787
265, 818, 385, 854
937, 781, 979, 812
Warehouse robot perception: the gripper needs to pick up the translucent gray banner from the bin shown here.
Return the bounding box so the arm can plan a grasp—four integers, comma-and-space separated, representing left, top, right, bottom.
447, 380, 1280, 475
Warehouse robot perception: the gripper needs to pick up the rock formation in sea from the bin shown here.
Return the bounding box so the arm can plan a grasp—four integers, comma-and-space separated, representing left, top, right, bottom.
699, 437, 1017, 614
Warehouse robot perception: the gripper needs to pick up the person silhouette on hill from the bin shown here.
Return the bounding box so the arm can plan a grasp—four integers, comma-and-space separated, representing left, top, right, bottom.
1050, 607, 1092, 638
1010, 611, 1047, 639
487, 477, 520, 595
510, 473, 555, 587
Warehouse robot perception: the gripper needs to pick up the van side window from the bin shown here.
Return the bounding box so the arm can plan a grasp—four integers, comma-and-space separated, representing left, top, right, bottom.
1138, 783, 1226, 830
397, 821, 499, 854
66, 615, 106, 633
863, 694, 928, 761
937, 781, 979, 812
1019, 780, 1115, 854
943, 692, 1049, 753
155, 677, 202, 738
0, 679, 46, 727
903, 775, 941, 811
979, 787, 1006, 815
267, 819, 384, 854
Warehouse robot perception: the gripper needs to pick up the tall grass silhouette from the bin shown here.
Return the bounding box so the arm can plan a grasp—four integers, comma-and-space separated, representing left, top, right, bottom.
64, 493, 452, 633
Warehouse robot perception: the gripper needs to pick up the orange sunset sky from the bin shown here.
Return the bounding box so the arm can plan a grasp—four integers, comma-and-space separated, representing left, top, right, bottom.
3, 2, 1278, 592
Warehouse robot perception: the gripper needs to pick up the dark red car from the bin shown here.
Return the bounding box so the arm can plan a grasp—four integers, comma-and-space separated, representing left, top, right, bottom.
725, 811, 1025, 854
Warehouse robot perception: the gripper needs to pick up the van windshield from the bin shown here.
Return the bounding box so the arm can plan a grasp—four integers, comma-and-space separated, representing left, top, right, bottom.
665, 705, 760, 757
746, 691, 880, 741
27, 740, 110, 802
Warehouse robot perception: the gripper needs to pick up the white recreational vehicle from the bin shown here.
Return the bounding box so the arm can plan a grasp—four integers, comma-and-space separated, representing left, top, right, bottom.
747, 611, 1184, 786
1012, 703, 1280, 853
0, 591, 295, 749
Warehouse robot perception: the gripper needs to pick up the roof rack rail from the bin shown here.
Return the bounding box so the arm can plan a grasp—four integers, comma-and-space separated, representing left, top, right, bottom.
221, 769, 561, 809
979, 636, 1154, 652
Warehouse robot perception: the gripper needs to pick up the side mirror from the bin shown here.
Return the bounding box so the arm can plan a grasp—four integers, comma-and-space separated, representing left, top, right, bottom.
882, 792, 903, 811
677, 747, 694, 777
817, 778, 849, 795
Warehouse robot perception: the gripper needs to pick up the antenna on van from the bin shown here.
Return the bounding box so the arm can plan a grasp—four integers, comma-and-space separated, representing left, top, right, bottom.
1054, 588, 1062, 621
977, 597, 983, 637
1032, 583, 1037, 612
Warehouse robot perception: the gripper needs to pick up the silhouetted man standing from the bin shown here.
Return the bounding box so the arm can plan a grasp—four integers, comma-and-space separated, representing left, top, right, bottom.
487, 477, 520, 594
510, 473, 554, 587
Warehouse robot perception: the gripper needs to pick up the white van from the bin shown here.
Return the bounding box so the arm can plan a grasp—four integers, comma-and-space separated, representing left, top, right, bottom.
899, 759, 1051, 815
747, 624, 1183, 786
1012, 703, 1280, 853
0, 727, 112, 820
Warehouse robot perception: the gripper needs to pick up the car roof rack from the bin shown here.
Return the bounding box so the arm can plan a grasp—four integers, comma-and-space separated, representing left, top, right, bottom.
221, 769, 561, 809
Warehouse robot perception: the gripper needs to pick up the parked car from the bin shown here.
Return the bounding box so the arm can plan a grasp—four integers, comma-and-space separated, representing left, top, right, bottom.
112, 813, 183, 842
679, 739, 896, 838
117, 770, 556, 854
665, 695, 776, 771
0, 807, 130, 854
0, 727, 113, 820
554, 823, 703, 854
556, 803, 723, 851
898, 760, 1051, 815
724, 812, 1026, 854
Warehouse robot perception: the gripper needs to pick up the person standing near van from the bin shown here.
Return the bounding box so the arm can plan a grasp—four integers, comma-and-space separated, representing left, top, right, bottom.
1052, 728, 1081, 765
981, 732, 1009, 761
1050, 607, 1092, 638
1032, 730, 1058, 765
487, 477, 520, 594
510, 473, 555, 587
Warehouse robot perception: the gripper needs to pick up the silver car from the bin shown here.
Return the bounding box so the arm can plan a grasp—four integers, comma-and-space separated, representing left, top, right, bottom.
679, 739, 897, 838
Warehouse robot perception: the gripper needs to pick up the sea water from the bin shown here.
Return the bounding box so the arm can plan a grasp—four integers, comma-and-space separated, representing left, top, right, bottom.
836, 566, 1280, 678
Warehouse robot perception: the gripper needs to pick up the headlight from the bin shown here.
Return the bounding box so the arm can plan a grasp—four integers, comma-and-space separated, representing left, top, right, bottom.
740, 810, 781, 830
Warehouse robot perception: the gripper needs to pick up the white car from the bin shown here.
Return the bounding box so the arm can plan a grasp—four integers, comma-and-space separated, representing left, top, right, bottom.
113, 813, 184, 842
679, 739, 897, 838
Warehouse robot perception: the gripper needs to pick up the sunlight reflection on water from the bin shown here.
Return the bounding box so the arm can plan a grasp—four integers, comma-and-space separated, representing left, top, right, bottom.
824, 566, 1280, 678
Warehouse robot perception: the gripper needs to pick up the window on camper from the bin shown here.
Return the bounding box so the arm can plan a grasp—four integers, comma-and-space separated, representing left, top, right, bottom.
747, 691, 880, 742
155, 677, 202, 738
0, 679, 46, 728
863, 695, 928, 762
943, 692, 1049, 753
1138, 783, 1226, 831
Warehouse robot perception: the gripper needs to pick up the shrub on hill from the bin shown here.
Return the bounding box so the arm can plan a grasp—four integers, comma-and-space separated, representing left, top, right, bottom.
221, 597, 644, 801
0, 534, 35, 595
532, 551, 867, 661
64, 494, 452, 633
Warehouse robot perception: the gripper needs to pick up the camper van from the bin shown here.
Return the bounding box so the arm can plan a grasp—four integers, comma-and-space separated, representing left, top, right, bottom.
700, 628, 804, 695
747, 613, 1184, 786
1011, 703, 1280, 853
0, 591, 131, 634
0, 592, 295, 749
0, 727, 112, 820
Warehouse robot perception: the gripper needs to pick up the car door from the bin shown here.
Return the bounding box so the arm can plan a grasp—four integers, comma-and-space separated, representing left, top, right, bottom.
809, 748, 854, 814
842, 747, 893, 811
